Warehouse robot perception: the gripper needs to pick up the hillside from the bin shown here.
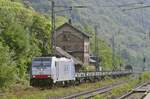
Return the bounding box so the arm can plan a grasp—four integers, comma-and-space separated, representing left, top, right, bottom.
0, 0, 52, 89
0, 0, 119, 89
22, 0, 150, 70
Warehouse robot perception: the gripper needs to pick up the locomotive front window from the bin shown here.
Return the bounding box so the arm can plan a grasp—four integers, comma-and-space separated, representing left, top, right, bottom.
32, 57, 52, 67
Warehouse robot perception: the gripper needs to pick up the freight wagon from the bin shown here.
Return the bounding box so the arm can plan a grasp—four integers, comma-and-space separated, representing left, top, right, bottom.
30, 57, 132, 87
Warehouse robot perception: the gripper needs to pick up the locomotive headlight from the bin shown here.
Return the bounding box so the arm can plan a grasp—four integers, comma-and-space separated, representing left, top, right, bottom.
40, 68, 44, 71
33, 75, 35, 78
48, 75, 51, 78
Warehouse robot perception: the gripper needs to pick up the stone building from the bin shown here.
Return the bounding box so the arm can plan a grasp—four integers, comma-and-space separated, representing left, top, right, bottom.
55, 22, 90, 65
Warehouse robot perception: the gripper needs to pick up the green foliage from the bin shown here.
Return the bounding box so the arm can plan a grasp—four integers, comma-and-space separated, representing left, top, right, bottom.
1, 22, 31, 79
111, 83, 131, 96
89, 29, 122, 70
140, 71, 150, 82
97, 72, 150, 98
0, 0, 51, 89
0, 76, 129, 99
26, 0, 150, 69
0, 42, 16, 89
55, 16, 68, 28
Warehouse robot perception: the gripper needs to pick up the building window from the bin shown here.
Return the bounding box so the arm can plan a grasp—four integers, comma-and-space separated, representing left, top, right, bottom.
85, 45, 89, 52
63, 34, 68, 41
63, 46, 66, 50
85, 57, 89, 63
63, 31, 71, 41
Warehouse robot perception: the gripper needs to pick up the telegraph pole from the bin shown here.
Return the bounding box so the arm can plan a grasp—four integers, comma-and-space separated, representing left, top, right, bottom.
95, 25, 99, 71
117, 29, 121, 70
51, 0, 56, 55
122, 2, 150, 72
50, 1, 142, 56
143, 56, 146, 71
112, 32, 116, 70
141, 7, 146, 72
118, 44, 121, 70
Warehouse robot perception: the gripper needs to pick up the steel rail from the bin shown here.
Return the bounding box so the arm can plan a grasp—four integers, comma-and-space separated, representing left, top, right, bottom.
119, 81, 150, 99
62, 81, 127, 99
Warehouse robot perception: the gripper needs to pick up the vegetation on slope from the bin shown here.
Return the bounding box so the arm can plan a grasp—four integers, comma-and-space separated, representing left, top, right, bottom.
83, 25, 122, 70
23, 0, 150, 69
0, 0, 51, 89
0, 0, 123, 90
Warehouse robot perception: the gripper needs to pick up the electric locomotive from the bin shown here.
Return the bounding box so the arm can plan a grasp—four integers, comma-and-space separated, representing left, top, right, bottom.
30, 57, 76, 86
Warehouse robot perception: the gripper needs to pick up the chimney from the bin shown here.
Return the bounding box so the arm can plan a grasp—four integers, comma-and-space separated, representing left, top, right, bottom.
68, 19, 72, 24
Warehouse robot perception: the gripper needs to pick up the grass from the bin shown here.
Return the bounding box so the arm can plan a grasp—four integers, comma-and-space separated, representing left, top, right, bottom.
0, 76, 130, 99
93, 71, 150, 99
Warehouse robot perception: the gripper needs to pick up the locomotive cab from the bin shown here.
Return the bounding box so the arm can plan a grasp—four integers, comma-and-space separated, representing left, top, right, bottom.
30, 57, 76, 86
30, 57, 53, 86
31, 57, 52, 79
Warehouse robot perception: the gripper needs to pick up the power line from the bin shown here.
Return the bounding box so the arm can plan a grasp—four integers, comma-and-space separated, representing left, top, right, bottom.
121, 0, 150, 72
49, 0, 87, 55
99, 2, 143, 8
122, 5, 150, 11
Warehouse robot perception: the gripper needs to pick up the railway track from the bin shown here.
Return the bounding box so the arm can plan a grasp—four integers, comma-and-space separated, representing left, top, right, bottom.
62, 81, 127, 99
119, 81, 150, 99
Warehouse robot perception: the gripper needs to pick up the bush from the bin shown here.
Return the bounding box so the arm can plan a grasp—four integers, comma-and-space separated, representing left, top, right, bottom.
140, 72, 150, 82
0, 0, 51, 89
0, 42, 16, 89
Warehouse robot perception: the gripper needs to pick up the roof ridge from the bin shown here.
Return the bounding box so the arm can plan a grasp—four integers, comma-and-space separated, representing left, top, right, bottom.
55, 22, 90, 38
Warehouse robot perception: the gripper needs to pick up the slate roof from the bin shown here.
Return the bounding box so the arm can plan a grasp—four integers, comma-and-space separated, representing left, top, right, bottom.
55, 22, 90, 38
55, 47, 83, 65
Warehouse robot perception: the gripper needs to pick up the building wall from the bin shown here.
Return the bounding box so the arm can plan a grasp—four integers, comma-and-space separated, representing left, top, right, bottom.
56, 33, 84, 52
55, 24, 90, 64
84, 38, 90, 64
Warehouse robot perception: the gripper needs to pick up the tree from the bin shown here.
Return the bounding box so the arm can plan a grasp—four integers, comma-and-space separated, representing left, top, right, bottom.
0, 0, 51, 87
0, 42, 16, 89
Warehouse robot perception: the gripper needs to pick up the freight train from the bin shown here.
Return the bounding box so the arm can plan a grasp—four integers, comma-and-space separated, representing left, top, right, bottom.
30, 57, 132, 87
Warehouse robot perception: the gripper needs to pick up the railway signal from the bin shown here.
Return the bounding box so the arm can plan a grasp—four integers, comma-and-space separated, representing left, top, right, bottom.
143, 57, 146, 71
